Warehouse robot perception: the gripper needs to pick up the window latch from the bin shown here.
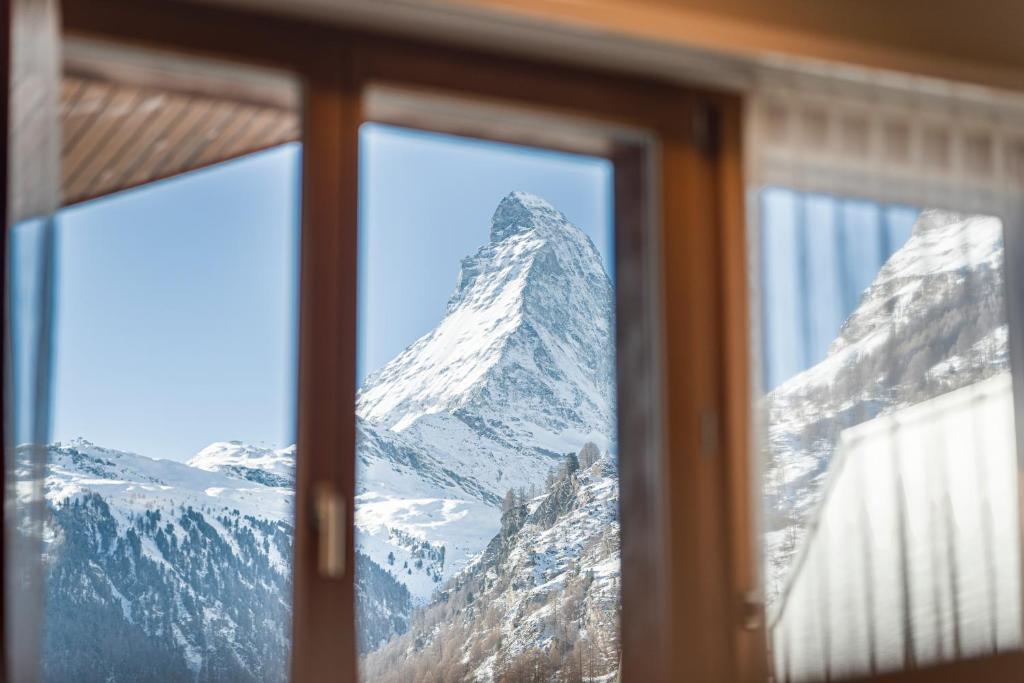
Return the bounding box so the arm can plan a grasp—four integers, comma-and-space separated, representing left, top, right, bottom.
314, 483, 346, 580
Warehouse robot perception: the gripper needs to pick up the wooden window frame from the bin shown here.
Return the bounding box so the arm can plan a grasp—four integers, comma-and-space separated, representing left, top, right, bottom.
0, 1, 1011, 683
16, 1, 1019, 683
0, 0, 745, 679
55, 2, 754, 677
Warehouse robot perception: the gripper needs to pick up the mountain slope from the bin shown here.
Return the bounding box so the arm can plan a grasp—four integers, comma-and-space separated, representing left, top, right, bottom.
362, 448, 621, 682
36, 440, 295, 682
188, 441, 295, 488
353, 192, 617, 604
358, 191, 614, 454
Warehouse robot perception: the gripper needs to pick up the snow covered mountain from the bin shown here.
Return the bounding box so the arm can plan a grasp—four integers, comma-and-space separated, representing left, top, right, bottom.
357, 190, 615, 457
764, 211, 1009, 604
36, 437, 413, 679
31, 191, 618, 678
45, 437, 292, 523
36, 439, 296, 682
353, 191, 617, 605
188, 441, 296, 487
362, 447, 621, 682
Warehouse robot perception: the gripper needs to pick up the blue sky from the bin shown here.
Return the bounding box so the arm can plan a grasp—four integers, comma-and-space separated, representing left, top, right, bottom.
42, 124, 928, 458
760, 187, 919, 389
47, 128, 612, 461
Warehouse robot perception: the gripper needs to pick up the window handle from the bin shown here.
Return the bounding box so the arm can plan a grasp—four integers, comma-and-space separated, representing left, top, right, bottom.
741, 590, 763, 631
314, 483, 346, 579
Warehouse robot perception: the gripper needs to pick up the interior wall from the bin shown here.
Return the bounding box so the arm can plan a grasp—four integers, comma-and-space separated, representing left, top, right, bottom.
195, 0, 1024, 93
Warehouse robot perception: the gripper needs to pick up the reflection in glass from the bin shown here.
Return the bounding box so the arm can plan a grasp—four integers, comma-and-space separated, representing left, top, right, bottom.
760, 191, 1022, 680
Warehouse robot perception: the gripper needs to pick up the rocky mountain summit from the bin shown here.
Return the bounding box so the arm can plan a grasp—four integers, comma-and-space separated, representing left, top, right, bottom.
353, 191, 617, 606
357, 190, 614, 479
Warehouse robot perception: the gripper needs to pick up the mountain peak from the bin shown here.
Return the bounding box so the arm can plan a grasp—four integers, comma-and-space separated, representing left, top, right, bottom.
357, 193, 614, 453
489, 191, 561, 243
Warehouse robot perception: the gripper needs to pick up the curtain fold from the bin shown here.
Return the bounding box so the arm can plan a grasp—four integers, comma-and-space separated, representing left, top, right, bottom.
749, 63, 1024, 680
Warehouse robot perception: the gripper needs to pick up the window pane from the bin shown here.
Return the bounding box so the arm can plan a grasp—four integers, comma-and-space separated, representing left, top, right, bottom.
356, 124, 621, 681
759, 191, 1022, 680
30, 47, 301, 682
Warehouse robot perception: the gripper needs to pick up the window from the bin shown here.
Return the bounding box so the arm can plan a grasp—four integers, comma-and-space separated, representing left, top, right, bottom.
752, 78, 1024, 681
10, 40, 302, 682
353, 123, 620, 680
14, 3, 741, 681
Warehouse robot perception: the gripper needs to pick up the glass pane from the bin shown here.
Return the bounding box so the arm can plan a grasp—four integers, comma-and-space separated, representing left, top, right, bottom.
6, 1, 61, 676
759, 190, 1022, 680
30, 45, 301, 682
356, 124, 621, 681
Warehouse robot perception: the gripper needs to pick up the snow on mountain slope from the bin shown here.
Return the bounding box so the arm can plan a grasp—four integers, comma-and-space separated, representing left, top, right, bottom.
357, 191, 614, 467
44, 438, 292, 522
356, 418, 497, 504
34, 438, 297, 681
189, 440, 296, 487
33, 437, 413, 679
353, 192, 616, 604
763, 210, 1009, 604
356, 418, 503, 600
362, 452, 621, 682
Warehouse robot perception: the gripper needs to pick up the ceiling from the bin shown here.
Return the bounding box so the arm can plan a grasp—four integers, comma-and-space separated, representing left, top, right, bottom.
60, 40, 300, 207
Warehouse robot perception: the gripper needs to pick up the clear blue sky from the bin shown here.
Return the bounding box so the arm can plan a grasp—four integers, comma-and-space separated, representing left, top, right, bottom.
51, 144, 302, 461
47, 127, 613, 461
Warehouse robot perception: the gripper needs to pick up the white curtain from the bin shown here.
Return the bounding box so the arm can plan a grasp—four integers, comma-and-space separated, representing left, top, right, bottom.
749, 62, 1024, 680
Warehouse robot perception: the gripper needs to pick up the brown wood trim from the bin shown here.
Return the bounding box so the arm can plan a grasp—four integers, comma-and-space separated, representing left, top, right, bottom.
290, 43, 359, 683
614, 139, 674, 682
443, 0, 1024, 95
61, 0, 721, 130
349, 33, 683, 132
658, 91, 736, 680
62, 0, 337, 75
717, 96, 767, 681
